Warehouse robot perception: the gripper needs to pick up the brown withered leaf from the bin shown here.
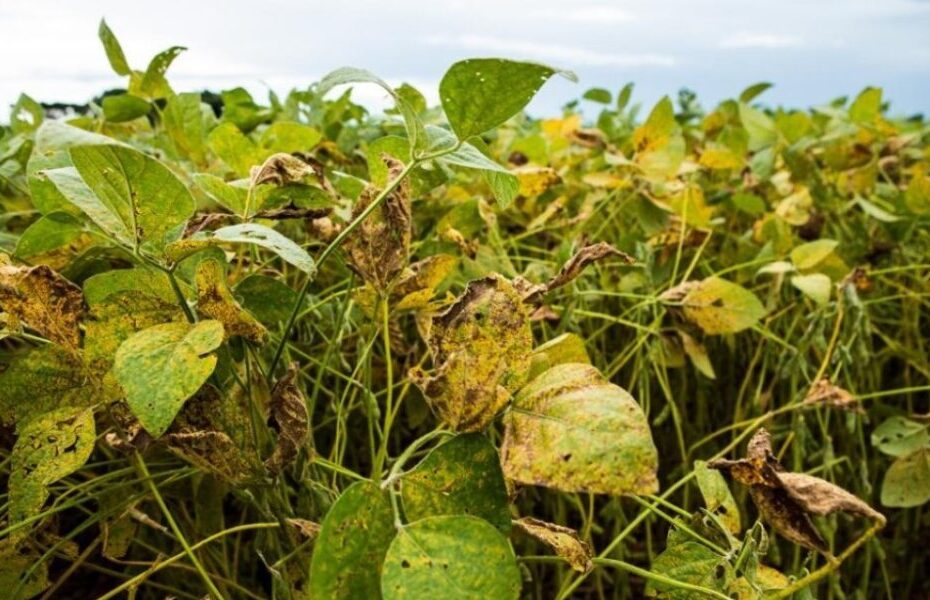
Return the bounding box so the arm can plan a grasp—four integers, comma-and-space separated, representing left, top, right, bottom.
0, 262, 83, 347
514, 517, 593, 573
343, 155, 411, 290
250, 153, 316, 187
410, 274, 532, 432
518, 243, 634, 304
265, 362, 310, 474
253, 203, 332, 221
803, 378, 864, 414
709, 428, 883, 554
287, 518, 321, 540
195, 258, 268, 345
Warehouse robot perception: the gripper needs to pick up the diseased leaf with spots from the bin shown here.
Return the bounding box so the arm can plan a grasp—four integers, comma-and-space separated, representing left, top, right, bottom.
410, 275, 532, 432
527, 332, 591, 381
0, 543, 50, 598
308, 481, 396, 600
647, 534, 733, 599
871, 416, 929, 457
381, 515, 521, 600
401, 433, 511, 532
9, 407, 96, 533
265, 362, 310, 473
662, 277, 766, 335
0, 262, 84, 347
195, 258, 268, 344
114, 319, 225, 437
14, 212, 85, 259
501, 362, 658, 496
880, 447, 930, 508
694, 460, 741, 534
514, 517, 593, 573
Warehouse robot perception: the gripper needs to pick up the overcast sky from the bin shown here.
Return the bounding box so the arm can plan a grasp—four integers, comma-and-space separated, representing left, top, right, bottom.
1, 0, 928, 120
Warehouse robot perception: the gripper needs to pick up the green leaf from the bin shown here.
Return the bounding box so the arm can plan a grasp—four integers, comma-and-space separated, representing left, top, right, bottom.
739, 82, 773, 103
501, 363, 658, 495
881, 447, 930, 508
234, 274, 300, 325
739, 103, 777, 151
849, 87, 882, 124
9, 407, 96, 530
83, 267, 179, 306
193, 173, 249, 215
166, 223, 315, 274
102, 94, 151, 123
582, 88, 612, 104
401, 434, 511, 532
381, 515, 521, 600
648, 535, 733, 599
617, 82, 634, 111
790, 239, 838, 270
671, 277, 767, 335
528, 332, 591, 381
14, 212, 84, 259
308, 481, 396, 599
260, 121, 322, 154
871, 417, 930, 457
136, 46, 186, 99
114, 320, 224, 436
98, 19, 131, 76
41, 167, 133, 245
208, 122, 262, 176
69, 144, 196, 254
429, 128, 519, 207
791, 273, 832, 306
163, 92, 210, 165
439, 58, 574, 140
11, 94, 43, 134
694, 460, 741, 534
27, 121, 120, 215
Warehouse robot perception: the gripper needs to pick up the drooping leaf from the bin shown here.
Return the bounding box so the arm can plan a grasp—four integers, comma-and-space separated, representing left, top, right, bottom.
401, 433, 511, 532
265, 362, 310, 473
0, 262, 84, 347
69, 144, 196, 254
9, 407, 96, 531
114, 320, 225, 437
381, 515, 521, 600
694, 460, 741, 534
803, 378, 863, 413
439, 58, 574, 140
308, 481, 396, 599
880, 447, 930, 508
410, 275, 532, 432
501, 362, 658, 495
662, 277, 766, 335
513, 517, 593, 573
166, 223, 315, 274
195, 258, 268, 344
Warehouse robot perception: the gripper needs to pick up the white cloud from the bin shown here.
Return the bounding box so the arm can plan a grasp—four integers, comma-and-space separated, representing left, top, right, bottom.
718, 32, 803, 49
423, 35, 677, 67
530, 6, 635, 24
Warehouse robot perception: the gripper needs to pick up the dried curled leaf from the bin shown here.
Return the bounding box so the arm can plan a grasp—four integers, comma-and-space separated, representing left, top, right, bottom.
9, 407, 96, 535
0, 262, 83, 347
709, 428, 884, 554
518, 243, 634, 304
514, 517, 593, 573
250, 152, 315, 187
265, 362, 310, 473
164, 385, 265, 484
287, 518, 321, 540
803, 378, 863, 413
344, 155, 411, 290
195, 258, 268, 345
410, 275, 532, 432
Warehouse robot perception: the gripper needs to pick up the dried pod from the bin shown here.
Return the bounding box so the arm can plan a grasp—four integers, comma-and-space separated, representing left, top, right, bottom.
803, 379, 864, 414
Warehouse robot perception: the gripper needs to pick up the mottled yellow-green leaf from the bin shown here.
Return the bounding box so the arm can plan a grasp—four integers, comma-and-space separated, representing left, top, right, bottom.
195, 258, 268, 344
9, 407, 96, 532
0, 262, 83, 348
634, 97, 685, 178
0, 542, 50, 598
513, 165, 560, 198
528, 332, 590, 381
84, 290, 186, 368
381, 515, 521, 600
666, 277, 766, 335
514, 517, 593, 573
208, 121, 261, 177
401, 433, 511, 532
881, 447, 930, 508
114, 320, 225, 437
790, 239, 838, 271
308, 481, 396, 599
694, 460, 740, 534
791, 273, 832, 306
501, 362, 658, 495
679, 331, 716, 380
647, 534, 733, 599
411, 275, 532, 432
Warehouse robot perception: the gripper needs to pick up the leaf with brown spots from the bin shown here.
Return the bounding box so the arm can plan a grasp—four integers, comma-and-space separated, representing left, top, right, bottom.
250, 152, 315, 187
410, 274, 532, 432
501, 362, 658, 496
709, 428, 884, 554
265, 362, 310, 473
661, 276, 766, 335
343, 154, 411, 290
518, 243, 634, 304
0, 261, 83, 347
514, 517, 593, 573
195, 258, 268, 345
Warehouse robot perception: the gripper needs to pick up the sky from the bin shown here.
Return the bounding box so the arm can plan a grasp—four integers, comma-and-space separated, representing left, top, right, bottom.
1, 0, 929, 120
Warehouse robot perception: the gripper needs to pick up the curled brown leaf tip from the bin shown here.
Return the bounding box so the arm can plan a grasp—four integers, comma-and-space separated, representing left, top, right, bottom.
803, 379, 864, 414
514, 517, 593, 573
709, 428, 884, 554
0, 262, 84, 348
250, 153, 316, 187
265, 362, 310, 474
344, 155, 411, 291
520, 242, 634, 304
